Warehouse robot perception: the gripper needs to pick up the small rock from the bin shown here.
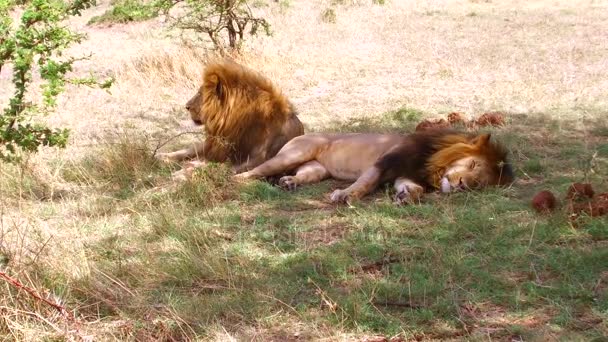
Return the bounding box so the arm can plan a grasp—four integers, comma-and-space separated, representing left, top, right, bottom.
532, 190, 557, 213
566, 182, 595, 200
570, 192, 608, 217
475, 112, 505, 127
415, 118, 449, 132
447, 112, 466, 125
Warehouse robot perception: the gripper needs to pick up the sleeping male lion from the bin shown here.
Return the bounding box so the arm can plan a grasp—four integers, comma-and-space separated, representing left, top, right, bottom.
156, 61, 304, 178
235, 129, 514, 204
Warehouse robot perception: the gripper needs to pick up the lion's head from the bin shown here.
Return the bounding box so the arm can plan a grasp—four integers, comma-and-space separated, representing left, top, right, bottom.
427, 133, 513, 193
181, 61, 298, 163
185, 61, 292, 141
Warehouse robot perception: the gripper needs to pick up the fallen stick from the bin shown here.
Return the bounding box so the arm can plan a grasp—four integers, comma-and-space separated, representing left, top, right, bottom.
0, 270, 75, 322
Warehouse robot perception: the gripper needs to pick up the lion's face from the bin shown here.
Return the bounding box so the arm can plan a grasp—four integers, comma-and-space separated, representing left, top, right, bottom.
441, 156, 497, 192
186, 88, 205, 126
429, 133, 513, 193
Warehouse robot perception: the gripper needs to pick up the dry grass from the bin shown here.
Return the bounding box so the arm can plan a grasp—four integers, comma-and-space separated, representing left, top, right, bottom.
1, 0, 608, 340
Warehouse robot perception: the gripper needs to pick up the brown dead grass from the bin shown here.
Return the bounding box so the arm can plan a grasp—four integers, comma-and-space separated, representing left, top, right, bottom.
299, 220, 350, 249
3, 0, 605, 141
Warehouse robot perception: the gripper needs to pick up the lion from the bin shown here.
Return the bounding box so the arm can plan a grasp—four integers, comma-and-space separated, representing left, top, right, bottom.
156, 61, 304, 178
235, 129, 514, 204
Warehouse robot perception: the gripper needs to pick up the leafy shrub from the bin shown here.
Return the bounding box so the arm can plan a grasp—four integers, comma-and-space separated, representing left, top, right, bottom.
0, 0, 112, 162
89, 0, 159, 24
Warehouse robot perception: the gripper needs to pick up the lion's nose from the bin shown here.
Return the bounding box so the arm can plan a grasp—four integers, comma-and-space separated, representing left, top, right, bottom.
185, 104, 191, 111
457, 178, 466, 190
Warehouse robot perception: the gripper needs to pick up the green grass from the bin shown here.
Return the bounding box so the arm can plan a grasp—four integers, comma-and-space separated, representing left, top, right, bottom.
88, 0, 159, 25
1, 109, 607, 340
320, 106, 424, 133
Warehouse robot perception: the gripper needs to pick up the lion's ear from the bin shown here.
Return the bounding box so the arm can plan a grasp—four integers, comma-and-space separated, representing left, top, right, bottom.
206, 73, 225, 99
215, 78, 223, 99
471, 133, 491, 147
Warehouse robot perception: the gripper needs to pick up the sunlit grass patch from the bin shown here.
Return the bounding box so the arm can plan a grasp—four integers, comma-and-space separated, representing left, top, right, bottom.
62, 131, 169, 198
320, 106, 425, 133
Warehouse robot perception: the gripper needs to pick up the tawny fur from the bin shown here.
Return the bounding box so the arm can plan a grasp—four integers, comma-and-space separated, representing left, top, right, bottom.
157, 61, 304, 176
427, 133, 510, 188
201, 62, 294, 161
237, 130, 514, 204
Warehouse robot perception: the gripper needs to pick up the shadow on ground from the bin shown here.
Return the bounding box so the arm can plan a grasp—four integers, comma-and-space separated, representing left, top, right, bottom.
30, 109, 608, 340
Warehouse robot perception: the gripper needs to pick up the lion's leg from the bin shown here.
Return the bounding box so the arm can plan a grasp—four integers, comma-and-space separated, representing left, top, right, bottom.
235, 137, 321, 180
232, 141, 273, 174
168, 160, 209, 181
232, 156, 265, 174
156, 141, 206, 162
278, 161, 330, 191
330, 166, 382, 204
393, 177, 424, 205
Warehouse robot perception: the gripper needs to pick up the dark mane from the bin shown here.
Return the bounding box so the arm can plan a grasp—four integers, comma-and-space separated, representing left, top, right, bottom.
374, 129, 513, 190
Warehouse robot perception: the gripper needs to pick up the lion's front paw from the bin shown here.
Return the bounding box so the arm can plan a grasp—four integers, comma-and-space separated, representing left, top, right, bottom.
278, 176, 298, 191
234, 171, 253, 181
170, 160, 206, 181
330, 189, 353, 204
394, 183, 423, 205
171, 169, 191, 182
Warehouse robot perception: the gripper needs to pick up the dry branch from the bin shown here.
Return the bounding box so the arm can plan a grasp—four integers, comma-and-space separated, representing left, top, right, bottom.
0, 270, 75, 322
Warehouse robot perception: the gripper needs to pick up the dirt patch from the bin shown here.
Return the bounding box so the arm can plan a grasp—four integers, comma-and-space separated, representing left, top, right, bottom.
462, 302, 557, 339
298, 220, 350, 249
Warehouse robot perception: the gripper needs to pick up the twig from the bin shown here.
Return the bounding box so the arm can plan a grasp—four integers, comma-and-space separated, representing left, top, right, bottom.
0, 270, 75, 321
151, 130, 204, 157
371, 300, 423, 309
94, 268, 136, 297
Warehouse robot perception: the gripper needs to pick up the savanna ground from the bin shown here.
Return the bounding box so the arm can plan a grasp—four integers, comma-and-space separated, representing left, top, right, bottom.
1, 0, 608, 340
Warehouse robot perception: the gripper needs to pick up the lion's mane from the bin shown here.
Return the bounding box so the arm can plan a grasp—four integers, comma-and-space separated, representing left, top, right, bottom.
199, 62, 296, 163
426, 132, 512, 187
375, 129, 513, 190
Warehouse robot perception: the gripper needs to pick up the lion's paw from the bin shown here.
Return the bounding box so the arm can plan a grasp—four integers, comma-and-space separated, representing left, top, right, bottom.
234, 171, 252, 181
393, 189, 410, 205
330, 189, 351, 204
394, 190, 419, 205
394, 183, 423, 205
278, 176, 298, 191
171, 169, 191, 182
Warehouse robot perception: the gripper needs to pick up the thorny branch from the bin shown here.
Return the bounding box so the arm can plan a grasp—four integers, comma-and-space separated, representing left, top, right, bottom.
0, 270, 75, 322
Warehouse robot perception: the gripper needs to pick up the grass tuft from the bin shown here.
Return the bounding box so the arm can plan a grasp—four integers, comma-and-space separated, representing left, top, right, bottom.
322, 106, 424, 133
65, 131, 166, 198
171, 162, 236, 207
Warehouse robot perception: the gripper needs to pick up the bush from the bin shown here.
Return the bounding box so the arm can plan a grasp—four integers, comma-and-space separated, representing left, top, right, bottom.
0, 0, 112, 162
88, 0, 159, 24
88, 0, 272, 54
172, 0, 271, 54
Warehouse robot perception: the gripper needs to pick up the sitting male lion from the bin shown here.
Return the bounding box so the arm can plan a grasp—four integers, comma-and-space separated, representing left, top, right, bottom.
235, 129, 514, 204
156, 61, 304, 177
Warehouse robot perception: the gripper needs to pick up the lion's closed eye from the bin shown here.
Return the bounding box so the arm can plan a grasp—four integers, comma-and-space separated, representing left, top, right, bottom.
469, 160, 477, 170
